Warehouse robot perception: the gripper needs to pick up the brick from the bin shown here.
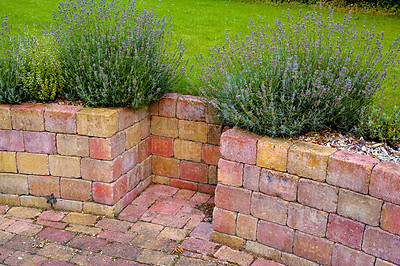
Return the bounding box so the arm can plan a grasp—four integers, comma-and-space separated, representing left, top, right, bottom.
39, 210, 66, 221
152, 156, 179, 178
83, 201, 123, 217
179, 160, 208, 183
4, 251, 47, 265
170, 178, 197, 190
76, 107, 119, 138
131, 234, 171, 250
251, 192, 288, 225
0, 151, 16, 172
6, 220, 43, 236
159, 93, 179, 117
122, 188, 138, 207
67, 224, 101, 236
201, 144, 221, 166
257, 136, 292, 171
136, 249, 175, 265
89, 131, 125, 160
243, 165, 260, 191
81, 156, 122, 182
23, 131, 56, 154
150, 201, 181, 215
177, 95, 206, 122
125, 123, 140, 149
152, 174, 169, 185
198, 183, 216, 194
332, 244, 374, 266
210, 231, 245, 249
6, 206, 41, 218
127, 166, 141, 190
49, 155, 80, 178
237, 213, 257, 240
181, 237, 218, 254
207, 124, 222, 145
257, 220, 294, 253
0, 193, 19, 205
370, 161, 400, 205
69, 235, 107, 252
174, 139, 202, 162
208, 165, 218, 185
190, 192, 211, 203
362, 226, 400, 264
96, 217, 131, 232
179, 120, 207, 143
151, 135, 173, 157
205, 104, 222, 124
149, 101, 159, 115
56, 134, 89, 157
121, 146, 138, 174
215, 246, 254, 266
17, 152, 49, 175
0, 130, 24, 151
215, 184, 251, 214
218, 159, 243, 187
141, 156, 152, 179
135, 106, 148, 121
212, 207, 237, 235
63, 212, 98, 226
60, 178, 91, 201
381, 202, 400, 235
93, 175, 127, 205
326, 214, 364, 249
139, 117, 150, 140
137, 175, 152, 193
293, 231, 334, 265
190, 222, 213, 240
298, 179, 338, 212
117, 107, 137, 131
37, 227, 75, 244
244, 241, 281, 261
28, 175, 60, 197
53, 199, 83, 212
102, 242, 142, 261
37, 243, 76, 261
260, 169, 299, 201
159, 227, 188, 241
151, 116, 179, 138
337, 189, 382, 226
138, 137, 151, 163
287, 142, 336, 181
280, 253, 319, 266
0, 104, 11, 129
20, 195, 49, 209
44, 105, 81, 133
11, 103, 48, 131
288, 203, 328, 237
252, 259, 283, 266
375, 259, 397, 266
130, 221, 163, 236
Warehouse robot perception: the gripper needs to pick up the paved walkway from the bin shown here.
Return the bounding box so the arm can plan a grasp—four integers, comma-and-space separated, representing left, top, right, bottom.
0, 184, 283, 266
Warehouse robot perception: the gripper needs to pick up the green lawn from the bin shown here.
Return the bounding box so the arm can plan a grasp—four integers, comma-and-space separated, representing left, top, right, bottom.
1, 0, 400, 107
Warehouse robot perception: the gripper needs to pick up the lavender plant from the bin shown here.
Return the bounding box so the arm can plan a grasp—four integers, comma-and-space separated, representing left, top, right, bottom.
52, 0, 186, 108
196, 10, 400, 138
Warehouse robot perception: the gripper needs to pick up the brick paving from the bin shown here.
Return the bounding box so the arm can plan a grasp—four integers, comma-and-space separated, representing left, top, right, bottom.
0, 184, 284, 265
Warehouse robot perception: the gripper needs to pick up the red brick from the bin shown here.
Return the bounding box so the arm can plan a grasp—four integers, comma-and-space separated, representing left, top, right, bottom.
362, 226, 400, 264
288, 203, 328, 237
260, 169, 298, 201
60, 178, 91, 201
257, 220, 294, 253
327, 150, 379, 194
149, 202, 181, 215
237, 213, 257, 240
137, 175, 152, 193
145, 184, 178, 196
11, 103, 48, 131
293, 231, 334, 265
180, 237, 218, 255
202, 144, 220, 165
170, 179, 197, 190
93, 175, 127, 205
198, 183, 216, 194
117, 107, 137, 131
39, 210, 66, 222
151, 136, 173, 157
332, 244, 375, 266
119, 204, 148, 222
127, 166, 141, 190
28, 175, 60, 197
122, 188, 138, 208
326, 214, 364, 250
179, 160, 208, 183
212, 207, 236, 235
89, 131, 125, 160
44, 105, 81, 133
176, 95, 206, 122
215, 184, 251, 214
298, 179, 338, 212
37, 227, 75, 244
69, 235, 108, 252
370, 161, 400, 205
381, 202, 400, 235
81, 156, 122, 182
158, 93, 179, 117
152, 156, 179, 178
0, 130, 24, 151
251, 192, 288, 225
122, 146, 138, 174
220, 128, 261, 164
138, 137, 151, 163
243, 165, 260, 191
218, 159, 243, 187
23, 131, 56, 154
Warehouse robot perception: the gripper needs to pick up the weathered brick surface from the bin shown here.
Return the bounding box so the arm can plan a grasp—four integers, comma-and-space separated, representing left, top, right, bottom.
257, 137, 292, 171
281, 253, 318, 266
243, 165, 260, 191
151, 116, 179, 138
237, 213, 257, 241
152, 156, 179, 178
117, 107, 137, 131
337, 189, 382, 226
89, 131, 125, 160
81, 157, 122, 182
0, 130, 24, 151
327, 151, 379, 194
257, 220, 294, 253
11, 103, 48, 131
381, 202, 400, 235
174, 139, 202, 162
125, 123, 141, 150
207, 124, 222, 145
298, 179, 338, 212
362, 226, 400, 264
141, 156, 152, 180
44, 105, 82, 133
121, 146, 138, 174
170, 178, 197, 190
0, 104, 11, 129
138, 137, 151, 163
375, 259, 397, 266
0, 173, 28, 194
332, 244, 375, 266
218, 159, 243, 187
213, 207, 237, 235
260, 169, 298, 201
56, 134, 89, 157
245, 241, 281, 262
179, 161, 208, 183
288, 203, 328, 237
93, 175, 127, 205
60, 178, 92, 201
76, 107, 119, 138
0, 151, 16, 173
215, 184, 251, 214
28, 175, 60, 197
202, 144, 220, 165
158, 93, 179, 117
208, 165, 218, 185
140, 118, 151, 139
177, 95, 206, 122
326, 214, 365, 249
370, 161, 400, 205
179, 120, 207, 142
151, 136, 173, 157
23, 131, 56, 154
49, 155, 81, 178
293, 231, 334, 265
127, 166, 141, 190
251, 192, 288, 225
17, 152, 49, 175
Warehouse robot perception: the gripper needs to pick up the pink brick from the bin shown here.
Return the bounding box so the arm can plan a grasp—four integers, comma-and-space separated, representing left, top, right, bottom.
149, 202, 181, 215
138, 137, 151, 163
60, 178, 91, 201
23, 131, 56, 154
122, 147, 138, 174
370, 161, 400, 205
202, 144, 220, 165
220, 128, 261, 165
179, 161, 208, 183
93, 175, 127, 205
362, 226, 400, 264
212, 207, 237, 235
81, 156, 122, 182
11, 103, 48, 131
218, 159, 243, 187
251, 192, 288, 225
158, 93, 179, 117
44, 105, 81, 133
260, 169, 298, 201
150, 135, 173, 157
0, 130, 24, 151
332, 244, 375, 266
181, 237, 218, 255
170, 179, 198, 191
127, 166, 141, 191
176, 95, 206, 122
293, 231, 334, 265
381, 202, 400, 235
139, 116, 150, 139
89, 131, 125, 160
243, 165, 260, 191
215, 184, 251, 214
37, 227, 75, 244
122, 188, 138, 208
327, 150, 379, 194
236, 213, 257, 240
298, 179, 338, 212
257, 220, 294, 253
117, 107, 137, 131
326, 214, 364, 249
288, 203, 328, 237
198, 183, 216, 194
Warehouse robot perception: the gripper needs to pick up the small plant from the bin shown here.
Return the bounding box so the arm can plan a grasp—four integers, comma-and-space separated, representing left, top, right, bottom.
46, 193, 57, 208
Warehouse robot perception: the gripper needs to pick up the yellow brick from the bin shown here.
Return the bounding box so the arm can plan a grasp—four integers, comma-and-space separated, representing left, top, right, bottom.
151, 116, 179, 138
57, 134, 89, 157
53, 199, 83, 212
83, 200, 123, 217
17, 152, 49, 175
20, 196, 50, 209
152, 175, 170, 185
125, 123, 141, 149
0, 151, 16, 173
0, 194, 20, 206
0, 173, 28, 194
5, 206, 41, 218
62, 212, 98, 226
174, 139, 202, 162
257, 137, 293, 172
66, 224, 101, 236
179, 120, 207, 142
49, 155, 80, 178
0, 105, 11, 129
76, 107, 119, 138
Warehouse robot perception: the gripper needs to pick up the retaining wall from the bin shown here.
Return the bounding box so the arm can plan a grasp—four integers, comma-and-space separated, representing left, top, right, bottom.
212, 128, 400, 266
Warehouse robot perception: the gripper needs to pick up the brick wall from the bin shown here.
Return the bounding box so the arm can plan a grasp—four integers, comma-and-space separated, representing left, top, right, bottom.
213, 128, 400, 266
0, 103, 151, 217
